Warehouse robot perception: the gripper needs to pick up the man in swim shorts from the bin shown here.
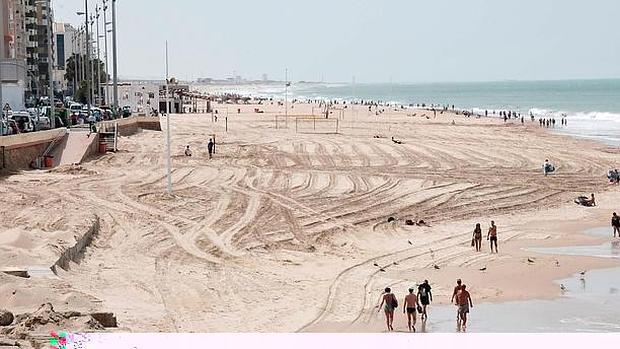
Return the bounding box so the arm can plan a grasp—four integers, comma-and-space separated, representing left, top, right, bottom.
456, 285, 473, 331
487, 220, 498, 253
403, 288, 419, 332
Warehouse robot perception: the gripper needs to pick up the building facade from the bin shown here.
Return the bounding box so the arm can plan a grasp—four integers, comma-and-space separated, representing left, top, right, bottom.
24, 0, 54, 99
52, 22, 76, 94
1, 0, 28, 110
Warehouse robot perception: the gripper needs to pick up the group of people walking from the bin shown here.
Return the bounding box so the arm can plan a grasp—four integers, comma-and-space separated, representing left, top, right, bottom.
378, 280, 432, 332
539, 117, 567, 128
378, 279, 473, 332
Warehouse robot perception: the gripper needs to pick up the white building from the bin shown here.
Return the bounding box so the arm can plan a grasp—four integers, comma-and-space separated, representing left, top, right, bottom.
52, 22, 77, 94
104, 82, 160, 114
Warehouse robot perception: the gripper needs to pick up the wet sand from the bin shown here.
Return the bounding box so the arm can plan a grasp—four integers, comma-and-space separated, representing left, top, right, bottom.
1, 102, 620, 332
308, 224, 620, 333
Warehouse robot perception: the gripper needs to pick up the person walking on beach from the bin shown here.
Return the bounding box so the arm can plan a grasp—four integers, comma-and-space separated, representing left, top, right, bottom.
472, 223, 483, 252
451, 279, 464, 323
403, 288, 420, 332
451, 279, 463, 304
456, 285, 473, 331
207, 138, 215, 159
417, 280, 432, 321
612, 212, 620, 238
377, 287, 397, 331
487, 220, 498, 253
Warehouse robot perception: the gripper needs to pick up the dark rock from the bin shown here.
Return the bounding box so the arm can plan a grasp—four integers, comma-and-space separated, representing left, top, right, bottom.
0, 310, 14, 326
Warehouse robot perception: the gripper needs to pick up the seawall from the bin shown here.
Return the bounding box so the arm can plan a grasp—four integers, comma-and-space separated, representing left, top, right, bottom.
0, 129, 67, 173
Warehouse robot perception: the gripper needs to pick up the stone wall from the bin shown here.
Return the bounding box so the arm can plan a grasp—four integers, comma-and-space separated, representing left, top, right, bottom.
0, 129, 67, 173
99, 116, 162, 136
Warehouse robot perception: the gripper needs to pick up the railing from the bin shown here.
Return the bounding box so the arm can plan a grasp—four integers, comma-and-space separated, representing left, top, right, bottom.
41, 129, 67, 158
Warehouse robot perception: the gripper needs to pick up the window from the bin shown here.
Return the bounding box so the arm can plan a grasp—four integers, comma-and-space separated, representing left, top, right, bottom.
56, 34, 65, 68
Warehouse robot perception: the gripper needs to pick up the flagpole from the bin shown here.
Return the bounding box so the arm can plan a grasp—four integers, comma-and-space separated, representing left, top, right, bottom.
284, 68, 288, 128
165, 41, 172, 194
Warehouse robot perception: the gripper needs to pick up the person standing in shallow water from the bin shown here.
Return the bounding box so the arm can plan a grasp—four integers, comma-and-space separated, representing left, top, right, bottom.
377, 287, 396, 331
612, 212, 620, 238
417, 280, 432, 321
456, 284, 473, 331
472, 223, 483, 252
403, 288, 419, 332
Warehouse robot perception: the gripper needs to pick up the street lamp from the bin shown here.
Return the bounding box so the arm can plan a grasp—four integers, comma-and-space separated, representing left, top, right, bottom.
112, 0, 119, 115
76, 1, 91, 115
95, 5, 102, 107
102, 0, 111, 106
89, 13, 95, 105
35, 0, 55, 127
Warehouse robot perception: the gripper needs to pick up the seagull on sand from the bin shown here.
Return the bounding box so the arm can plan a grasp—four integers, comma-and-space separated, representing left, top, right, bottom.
579, 270, 586, 279
527, 258, 535, 263
373, 262, 379, 267
560, 284, 567, 291
379, 268, 386, 272
408, 240, 413, 245
479, 267, 487, 271
393, 262, 399, 265
555, 260, 560, 267
433, 264, 441, 270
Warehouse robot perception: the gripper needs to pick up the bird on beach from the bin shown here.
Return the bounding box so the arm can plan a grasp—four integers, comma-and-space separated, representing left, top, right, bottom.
379, 268, 386, 272
433, 264, 441, 270
579, 270, 586, 276
555, 260, 560, 267
408, 240, 413, 245
393, 262, 399, 266
479, 267, 487, 271
373, 262, 379, 267
560, 284, 567, 291
527, 258, 535, 263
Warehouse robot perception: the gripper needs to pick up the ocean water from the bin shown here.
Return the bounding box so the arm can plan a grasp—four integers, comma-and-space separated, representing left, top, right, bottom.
203, 79, 620, 145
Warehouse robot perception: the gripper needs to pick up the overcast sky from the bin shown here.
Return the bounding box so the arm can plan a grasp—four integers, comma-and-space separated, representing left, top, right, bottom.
54, 0, 620, 83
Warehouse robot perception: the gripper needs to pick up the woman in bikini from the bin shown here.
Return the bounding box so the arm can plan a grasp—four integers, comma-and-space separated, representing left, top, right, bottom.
473, 223, 483, 252
377, 287, 396, 331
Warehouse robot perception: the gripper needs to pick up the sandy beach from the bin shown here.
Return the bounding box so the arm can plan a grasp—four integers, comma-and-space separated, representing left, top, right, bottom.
1, 102, 619, 333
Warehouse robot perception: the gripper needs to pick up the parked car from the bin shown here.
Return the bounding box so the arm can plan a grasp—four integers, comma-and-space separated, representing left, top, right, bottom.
0, 120, 16, 136
68, 103, 83, 125
37, 115, 52, 130
91, 107, 103, 122
122, 105, 132, 118
69, 103, 83, 113
100, 107, 113, 120
7, 120, 19, 135
10, 111, 36, 133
